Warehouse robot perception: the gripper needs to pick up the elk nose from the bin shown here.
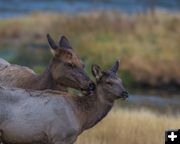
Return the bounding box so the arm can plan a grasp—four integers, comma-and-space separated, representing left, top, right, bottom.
88, 82, 96, 91
122, 91, 129, 98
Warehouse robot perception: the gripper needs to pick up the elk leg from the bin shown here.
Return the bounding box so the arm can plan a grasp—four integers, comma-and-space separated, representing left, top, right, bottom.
0, 130, 7, 144
0, 130, 4, 144
55, 136, 76, 144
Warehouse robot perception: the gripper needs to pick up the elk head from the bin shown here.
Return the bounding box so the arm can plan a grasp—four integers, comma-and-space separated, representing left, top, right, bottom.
47, 34, 95, 93
92, 60, 129, 102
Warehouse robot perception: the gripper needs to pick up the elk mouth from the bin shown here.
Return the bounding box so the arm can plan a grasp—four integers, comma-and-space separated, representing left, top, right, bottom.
81, 82, 96, 95
81, 89, 93, 96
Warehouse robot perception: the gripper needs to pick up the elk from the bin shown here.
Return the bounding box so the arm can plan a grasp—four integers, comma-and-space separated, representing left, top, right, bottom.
0, 34, 95, 93
0, 60, 128, 144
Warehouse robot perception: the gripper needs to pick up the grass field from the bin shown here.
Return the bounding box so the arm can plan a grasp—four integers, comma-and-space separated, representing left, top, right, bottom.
0, 10, 179, 88
77, 108, 180, 144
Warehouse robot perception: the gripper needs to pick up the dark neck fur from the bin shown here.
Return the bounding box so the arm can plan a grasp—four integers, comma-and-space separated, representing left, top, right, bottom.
27, 60, 67, 91
36, 67, 54, 90
74, 90, 113, 131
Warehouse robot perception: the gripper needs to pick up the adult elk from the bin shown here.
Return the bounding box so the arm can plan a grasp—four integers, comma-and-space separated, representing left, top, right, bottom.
0, 61, 128, 144
0, 34, 95, 93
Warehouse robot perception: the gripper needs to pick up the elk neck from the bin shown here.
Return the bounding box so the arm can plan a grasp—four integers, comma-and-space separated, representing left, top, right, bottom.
73, 87, 114, 132
36, 65, 54, 90
28, 60, 67, 91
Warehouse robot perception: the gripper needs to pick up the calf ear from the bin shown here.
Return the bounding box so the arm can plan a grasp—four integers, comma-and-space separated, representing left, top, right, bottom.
110, 60, 120, 73
92, 64, 102, 81
59, 36, 72, 49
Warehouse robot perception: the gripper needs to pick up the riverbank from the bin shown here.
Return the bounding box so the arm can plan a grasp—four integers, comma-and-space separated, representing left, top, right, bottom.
0, 10, 179, 89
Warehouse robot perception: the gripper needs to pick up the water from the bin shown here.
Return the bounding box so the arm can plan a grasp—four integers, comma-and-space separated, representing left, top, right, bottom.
124, 92, 180, 113
0, 0, 180, 18
129, 94, 180, 107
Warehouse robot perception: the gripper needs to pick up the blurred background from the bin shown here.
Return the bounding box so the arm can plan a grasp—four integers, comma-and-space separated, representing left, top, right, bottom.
0, 0, 180, 144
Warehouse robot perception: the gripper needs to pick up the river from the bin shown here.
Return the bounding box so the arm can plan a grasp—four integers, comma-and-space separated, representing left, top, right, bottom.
118, 91, 180, 114
0, 0, 180, 18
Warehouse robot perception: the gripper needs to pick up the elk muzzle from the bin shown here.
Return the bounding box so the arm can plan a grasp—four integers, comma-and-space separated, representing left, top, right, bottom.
81, 82, 96, 95
121, 90, 129, 99
88, 82, 96, 91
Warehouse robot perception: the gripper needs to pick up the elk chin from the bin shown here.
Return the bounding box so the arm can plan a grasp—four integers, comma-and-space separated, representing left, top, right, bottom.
115, 95, 128, 101
121, 97, 128, 101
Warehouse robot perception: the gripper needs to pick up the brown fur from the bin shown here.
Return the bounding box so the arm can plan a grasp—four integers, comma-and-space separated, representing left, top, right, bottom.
0, 34, 93, 92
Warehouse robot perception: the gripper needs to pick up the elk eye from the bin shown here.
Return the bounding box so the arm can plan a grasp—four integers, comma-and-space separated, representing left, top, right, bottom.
82, 64, 85, 69
67, 63, 73, 68
106, 81, 112, 85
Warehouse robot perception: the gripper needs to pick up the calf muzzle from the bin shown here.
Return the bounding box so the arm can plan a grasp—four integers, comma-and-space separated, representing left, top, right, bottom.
121, 91, 129, 99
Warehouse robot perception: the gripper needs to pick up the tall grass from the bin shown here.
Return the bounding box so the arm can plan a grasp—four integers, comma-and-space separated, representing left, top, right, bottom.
0, 11, 180, 87
77, 108, 180, 144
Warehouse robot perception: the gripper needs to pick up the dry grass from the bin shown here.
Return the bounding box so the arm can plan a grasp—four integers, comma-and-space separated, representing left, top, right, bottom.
77, 108, 180, 144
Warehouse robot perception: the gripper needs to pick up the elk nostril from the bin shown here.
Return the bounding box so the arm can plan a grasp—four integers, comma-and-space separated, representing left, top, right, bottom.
122, 91, 129, 98
88, 83, 96, 91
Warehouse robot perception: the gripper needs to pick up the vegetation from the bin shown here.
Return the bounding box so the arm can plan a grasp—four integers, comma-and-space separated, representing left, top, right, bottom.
77, 108, 180, 144
0, 10, 179, 88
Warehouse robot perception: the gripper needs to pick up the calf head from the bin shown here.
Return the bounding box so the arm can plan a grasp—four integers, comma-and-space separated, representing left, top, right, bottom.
92, 60, 129, 102
47, 34, 95, 93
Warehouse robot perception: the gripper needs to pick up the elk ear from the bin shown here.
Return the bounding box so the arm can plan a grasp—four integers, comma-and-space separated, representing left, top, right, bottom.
59, 36, 72, 49
47, 34, 58, 50
92, 64, 102, 81
110, 60, 120, 73
47, 34, 59, 56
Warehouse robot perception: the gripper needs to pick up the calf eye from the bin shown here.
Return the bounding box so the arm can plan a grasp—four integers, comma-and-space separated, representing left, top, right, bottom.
106, 81, 112, 85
